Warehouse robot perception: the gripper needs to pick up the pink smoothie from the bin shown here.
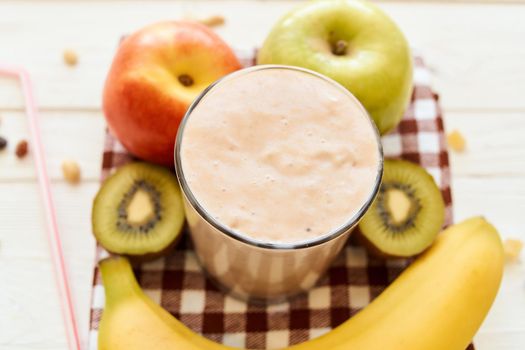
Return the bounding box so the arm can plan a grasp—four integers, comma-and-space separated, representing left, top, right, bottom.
180, 67, 381, 244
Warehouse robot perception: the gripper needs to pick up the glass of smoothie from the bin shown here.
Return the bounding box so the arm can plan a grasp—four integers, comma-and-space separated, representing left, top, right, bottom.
175, 65, 383, 302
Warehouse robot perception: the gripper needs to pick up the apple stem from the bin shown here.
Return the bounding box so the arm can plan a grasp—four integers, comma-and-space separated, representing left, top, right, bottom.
332, 40, 349, 56
178, 74, 194, 87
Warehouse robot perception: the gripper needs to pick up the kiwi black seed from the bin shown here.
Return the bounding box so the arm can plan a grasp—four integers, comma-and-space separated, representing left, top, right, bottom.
92, 162, 185, 262
358, 159, 445, 258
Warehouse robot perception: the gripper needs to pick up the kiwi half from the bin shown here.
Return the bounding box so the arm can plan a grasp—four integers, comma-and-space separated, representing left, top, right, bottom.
358, 159, 445, 258
92, 162, 185, 261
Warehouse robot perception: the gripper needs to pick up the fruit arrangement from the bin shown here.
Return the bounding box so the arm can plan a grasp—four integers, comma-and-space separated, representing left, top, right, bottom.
91, 0, 506, 349
97, 218, 503, 350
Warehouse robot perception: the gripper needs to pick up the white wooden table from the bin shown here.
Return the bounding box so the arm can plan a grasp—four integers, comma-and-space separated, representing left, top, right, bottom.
0, 1, 524, 349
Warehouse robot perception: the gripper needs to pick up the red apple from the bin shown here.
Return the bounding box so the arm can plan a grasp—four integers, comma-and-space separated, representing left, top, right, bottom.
103, 21, 242, 165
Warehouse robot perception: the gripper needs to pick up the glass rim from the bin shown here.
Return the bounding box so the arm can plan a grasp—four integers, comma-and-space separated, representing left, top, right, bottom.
174, 64, 384, 250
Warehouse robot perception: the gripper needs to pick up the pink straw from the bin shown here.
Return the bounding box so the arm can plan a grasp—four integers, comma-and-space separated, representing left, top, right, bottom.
0, 65, 81, 350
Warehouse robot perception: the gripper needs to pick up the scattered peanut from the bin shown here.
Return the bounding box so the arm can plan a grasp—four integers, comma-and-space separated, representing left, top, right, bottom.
0, 136, 7, 151
61, 159, 81, 184
504, 239, 523, 262
447, 129, 466, 152
198, 15, 225, 27
15, 140, 28, 158
63, 49, 78, 66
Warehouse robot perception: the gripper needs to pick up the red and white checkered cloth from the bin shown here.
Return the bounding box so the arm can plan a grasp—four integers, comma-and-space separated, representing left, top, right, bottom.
88, 51, 471, 349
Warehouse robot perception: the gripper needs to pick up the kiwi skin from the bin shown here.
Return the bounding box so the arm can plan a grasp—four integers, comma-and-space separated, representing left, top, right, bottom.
119, 234, 182, 264
357, 159, 445, 259
92, 162, 185, 263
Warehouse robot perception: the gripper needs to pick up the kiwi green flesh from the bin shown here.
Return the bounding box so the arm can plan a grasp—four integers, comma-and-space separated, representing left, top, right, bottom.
358, 159, 445, 258
92, 162, 185, 260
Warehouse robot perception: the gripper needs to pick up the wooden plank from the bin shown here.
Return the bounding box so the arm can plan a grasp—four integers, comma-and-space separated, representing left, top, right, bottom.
0, 1, 524, 111
475, 330, 525, 350
0, 258, 69, 349
453, 176, 525, 242
445, 111, 525, 177
0, 182, 99, 349
0, 110, 105, 182
453, 177, 525, 348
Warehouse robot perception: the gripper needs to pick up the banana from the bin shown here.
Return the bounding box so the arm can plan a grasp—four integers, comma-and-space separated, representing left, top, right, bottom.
98, 258, 230, 350
99, 217, 504, 350
289, 216, 504, 350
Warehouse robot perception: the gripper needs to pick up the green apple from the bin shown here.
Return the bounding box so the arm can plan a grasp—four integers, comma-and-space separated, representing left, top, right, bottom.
257, 0, 413, 134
